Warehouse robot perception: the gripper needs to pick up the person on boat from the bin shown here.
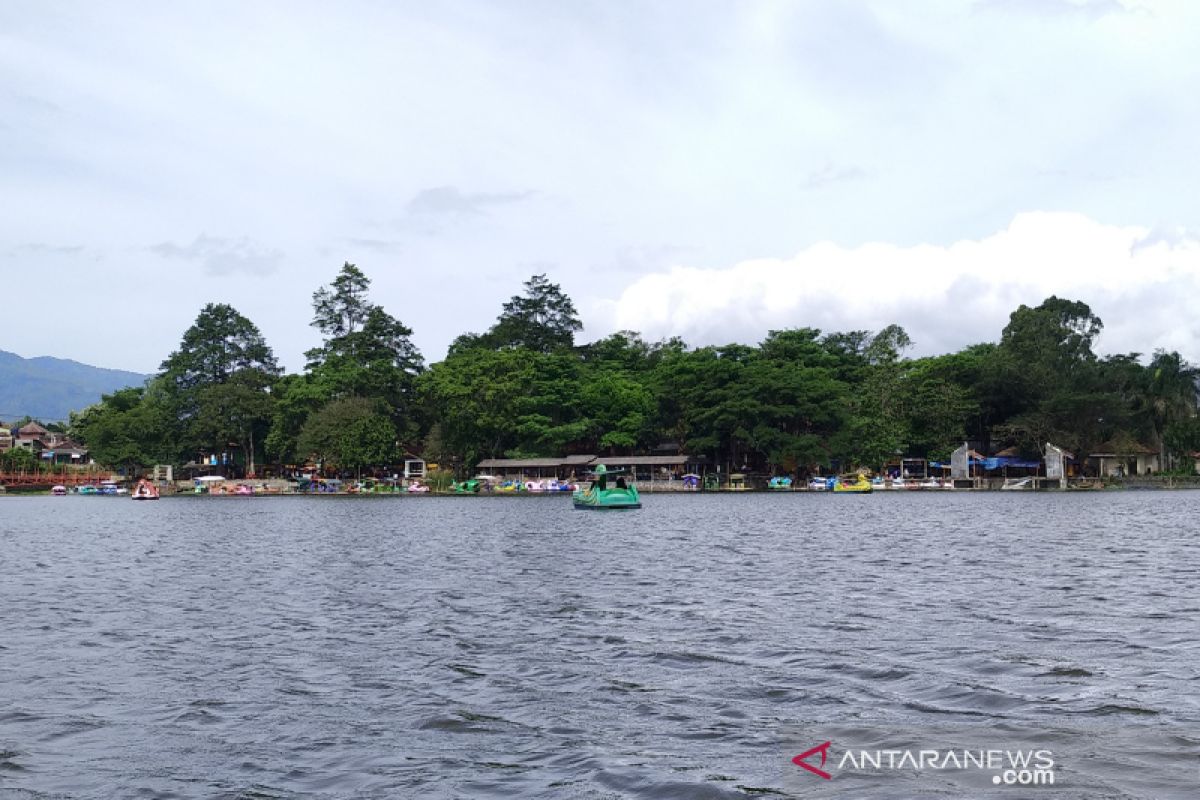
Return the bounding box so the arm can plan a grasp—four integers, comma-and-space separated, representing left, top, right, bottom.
615, 476, 627, 490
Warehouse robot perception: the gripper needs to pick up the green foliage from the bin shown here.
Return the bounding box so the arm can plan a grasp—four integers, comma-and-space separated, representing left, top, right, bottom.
156, 303, 280, 471
901, 358, 976, 459
1164, 418, 1200, 465
484, 273, 582, 352
417, 346, 541, 465
296, 397, 397, 473
580, 369, 653, 451
264, 374, 327, 464
311, 262, 372, 338
0, 445, 38, 471
300, 263, 424, 450
70, 383, 175, 470
61, 281, 1200, 480
160, 303, 280, 392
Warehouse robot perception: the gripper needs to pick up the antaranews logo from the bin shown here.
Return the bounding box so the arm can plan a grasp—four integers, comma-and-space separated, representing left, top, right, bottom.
792, 741, 833, 780
791, 740, 1056, 787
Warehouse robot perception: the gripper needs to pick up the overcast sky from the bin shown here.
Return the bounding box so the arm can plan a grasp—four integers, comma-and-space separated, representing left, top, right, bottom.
2, 0, 1199, 374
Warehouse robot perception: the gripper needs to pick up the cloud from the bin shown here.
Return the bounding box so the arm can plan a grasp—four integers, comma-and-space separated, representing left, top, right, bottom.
151, 234, 283, 277
392, 186, 536, 238
607, 212, 1200, 361
9, 242, 84, 256
972, 0, 1133, 21
802, 163, 869, 190
341, 237, 404, 253
406, 186, 533, 218
7, 93, 62, 114
1129, 225, 1200, 254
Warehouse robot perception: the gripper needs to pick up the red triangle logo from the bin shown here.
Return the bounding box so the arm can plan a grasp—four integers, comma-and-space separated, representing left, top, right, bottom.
792, 740, 833, 780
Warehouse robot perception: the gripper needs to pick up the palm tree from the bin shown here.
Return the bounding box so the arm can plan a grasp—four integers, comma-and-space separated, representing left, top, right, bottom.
1144, 350, 1200, 470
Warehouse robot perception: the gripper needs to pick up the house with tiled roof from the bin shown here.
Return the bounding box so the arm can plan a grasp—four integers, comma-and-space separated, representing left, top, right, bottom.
14, 422, 50, 450
1088, 440, 1159, 477
40, 439, 89, 466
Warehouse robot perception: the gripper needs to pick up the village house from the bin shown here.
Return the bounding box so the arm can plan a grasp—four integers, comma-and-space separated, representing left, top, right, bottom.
40, 439, 90, 466
13, 422, 51, 453
1088, 440, 1160, 477
3, 422, 86, 463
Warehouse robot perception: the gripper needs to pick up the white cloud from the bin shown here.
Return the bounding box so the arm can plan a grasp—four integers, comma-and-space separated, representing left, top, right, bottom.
152, 234, 283, 277
607, 212, 1200, 360
2, 2, 1200, 372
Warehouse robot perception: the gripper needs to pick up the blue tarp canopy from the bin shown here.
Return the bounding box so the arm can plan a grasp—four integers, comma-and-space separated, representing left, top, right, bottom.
930, 457, 1042, 470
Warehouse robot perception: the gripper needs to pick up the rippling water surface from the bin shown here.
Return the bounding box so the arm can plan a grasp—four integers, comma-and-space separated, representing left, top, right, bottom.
1, 492, 1197, 798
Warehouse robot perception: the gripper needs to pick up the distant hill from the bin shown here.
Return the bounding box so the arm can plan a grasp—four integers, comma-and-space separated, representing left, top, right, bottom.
0, 350, 148, 422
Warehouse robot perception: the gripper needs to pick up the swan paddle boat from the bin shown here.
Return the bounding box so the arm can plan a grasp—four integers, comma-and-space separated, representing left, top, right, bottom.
572, 465, 641, 510
132, 479, 160, 500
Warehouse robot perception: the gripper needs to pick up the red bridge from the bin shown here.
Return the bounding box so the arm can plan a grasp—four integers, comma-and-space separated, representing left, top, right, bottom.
0, 471, 119, 489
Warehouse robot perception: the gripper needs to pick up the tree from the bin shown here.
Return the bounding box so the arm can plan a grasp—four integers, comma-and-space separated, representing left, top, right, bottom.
0, 445, 38, 472
160, 303, 280, 393
192, 370, 276, 476
579, 331, 653, 371
835, 326, 914, 469
900, 358, 977, 459
70, 382, 176, 472
296, 397, 397, 475
744, 330, 848, 470
303, 264, 424, 440
988, 297, 1110, 454
865, 324, 913, 366
311, 262, 372, 338
1164, 418, 1200, 469
649, 345, 754, 471
578, 369, 653, 450
264, 374, 327, 465
487, 273, 582, 352
418, 347, 542, 465
999, 296, 1102, 380
1143, 350, 1200, 468
159, 303, 280, 467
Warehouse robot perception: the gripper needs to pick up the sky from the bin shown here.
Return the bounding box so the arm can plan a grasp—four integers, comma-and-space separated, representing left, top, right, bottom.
2, 0, 1199, 374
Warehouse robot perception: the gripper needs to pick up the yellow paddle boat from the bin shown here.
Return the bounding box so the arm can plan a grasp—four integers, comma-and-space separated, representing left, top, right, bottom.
833, 474, 873, 494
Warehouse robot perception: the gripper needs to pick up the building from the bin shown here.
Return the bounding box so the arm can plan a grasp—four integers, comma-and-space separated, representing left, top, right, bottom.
40, 439, 89, 466
473, 454, 708, 486
1088, 441, 1159, 477
0, 424, 12, 453
14, 421, 51, 451
474, 456, 590, 480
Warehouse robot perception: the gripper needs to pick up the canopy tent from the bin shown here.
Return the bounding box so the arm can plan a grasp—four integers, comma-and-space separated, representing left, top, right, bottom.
930, 456, 1043, 470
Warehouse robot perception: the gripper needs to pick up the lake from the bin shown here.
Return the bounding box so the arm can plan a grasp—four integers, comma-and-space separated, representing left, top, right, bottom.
1, 492, 1197, 798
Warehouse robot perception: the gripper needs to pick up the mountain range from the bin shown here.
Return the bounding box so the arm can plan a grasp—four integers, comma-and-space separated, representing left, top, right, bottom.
0, 350, 148, 423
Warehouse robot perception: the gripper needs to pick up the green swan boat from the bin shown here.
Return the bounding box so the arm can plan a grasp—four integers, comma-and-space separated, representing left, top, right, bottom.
572, 465, 641, 510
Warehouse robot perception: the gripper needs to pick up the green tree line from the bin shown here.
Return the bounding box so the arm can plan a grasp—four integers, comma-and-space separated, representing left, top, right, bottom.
66, 264, 1200, 476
